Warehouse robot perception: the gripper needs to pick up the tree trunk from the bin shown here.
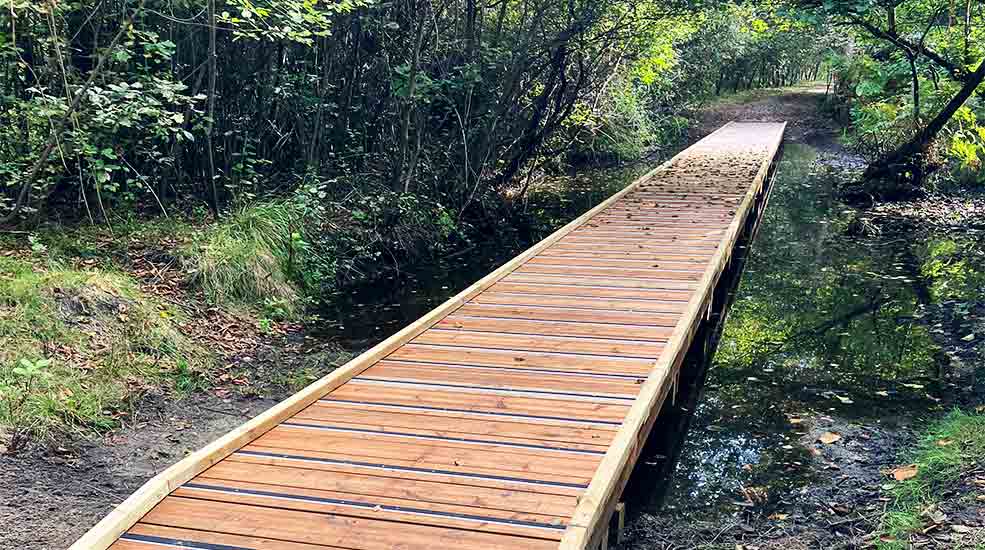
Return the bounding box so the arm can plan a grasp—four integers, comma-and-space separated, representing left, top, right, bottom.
205, 0, 219, 216
864, 59, 985, 184
394, 2, 425, 193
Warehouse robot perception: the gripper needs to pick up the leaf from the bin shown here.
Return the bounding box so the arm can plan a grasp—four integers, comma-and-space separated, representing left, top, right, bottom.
818, 432, 841, 444
961, 333, 975, 342
891, 464, 918, 481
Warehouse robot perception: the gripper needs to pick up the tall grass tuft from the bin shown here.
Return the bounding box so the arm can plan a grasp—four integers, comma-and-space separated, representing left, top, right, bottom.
183, 202, 308, 316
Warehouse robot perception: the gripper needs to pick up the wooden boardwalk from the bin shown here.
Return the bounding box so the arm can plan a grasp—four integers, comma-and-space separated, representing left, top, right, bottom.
72, 121, 786, 550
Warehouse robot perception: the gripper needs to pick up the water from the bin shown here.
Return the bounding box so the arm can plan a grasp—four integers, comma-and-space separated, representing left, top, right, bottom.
624, 141, 984, 520
312, 161, 658, 349
311, 135, 984, 525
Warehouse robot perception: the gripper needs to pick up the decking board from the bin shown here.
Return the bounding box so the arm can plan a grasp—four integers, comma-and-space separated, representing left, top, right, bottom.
74, 121, 785, 550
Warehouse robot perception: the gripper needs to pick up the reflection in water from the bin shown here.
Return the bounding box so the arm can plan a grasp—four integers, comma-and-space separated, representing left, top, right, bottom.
630, 142, 974, 520
312, 162, 658, 348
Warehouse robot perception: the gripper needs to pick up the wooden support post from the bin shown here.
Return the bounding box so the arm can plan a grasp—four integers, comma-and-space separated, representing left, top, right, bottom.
612, 502, 626, 544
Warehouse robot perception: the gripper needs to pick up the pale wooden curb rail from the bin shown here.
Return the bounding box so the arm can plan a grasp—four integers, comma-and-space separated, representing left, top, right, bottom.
559, 121, 787, 550
70, 120, 785, 550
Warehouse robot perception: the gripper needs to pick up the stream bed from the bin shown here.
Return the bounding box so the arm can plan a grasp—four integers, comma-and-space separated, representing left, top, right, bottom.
311, 109, 984, 548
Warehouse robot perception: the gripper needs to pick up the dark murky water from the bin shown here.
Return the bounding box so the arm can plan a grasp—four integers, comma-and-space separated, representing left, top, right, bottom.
311, 137, 983, 526
625, 141, 984, 521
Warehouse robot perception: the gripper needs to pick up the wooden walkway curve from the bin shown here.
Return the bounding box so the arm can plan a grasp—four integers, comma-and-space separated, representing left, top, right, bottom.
72, 121, 786, 550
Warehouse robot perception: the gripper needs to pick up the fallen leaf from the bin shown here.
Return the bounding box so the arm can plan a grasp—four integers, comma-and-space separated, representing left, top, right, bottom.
951, 525, 973, 534
891, 464, 918, 481
768, 513, 789, 521
788, 417, 804, 425
961, 333, 976, 342
818, 432, 842, 444
875, 390, 890, 397
936, 439, 953, 447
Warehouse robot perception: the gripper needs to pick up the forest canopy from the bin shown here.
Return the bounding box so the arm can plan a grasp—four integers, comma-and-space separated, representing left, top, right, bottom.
0, 0, 829, 227
0, 0, 981, 291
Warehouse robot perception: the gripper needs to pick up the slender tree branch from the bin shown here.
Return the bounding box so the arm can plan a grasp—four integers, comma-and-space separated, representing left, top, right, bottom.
1, 1, 143, 225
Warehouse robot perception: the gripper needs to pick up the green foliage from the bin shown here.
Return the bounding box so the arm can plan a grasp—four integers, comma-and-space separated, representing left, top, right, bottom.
0, 257, 211, 442
918, 238, 985, 301
817, 0, 985, 186
0, 0, 830, 229
182, 201, 307, 314
875, 410, 985, 549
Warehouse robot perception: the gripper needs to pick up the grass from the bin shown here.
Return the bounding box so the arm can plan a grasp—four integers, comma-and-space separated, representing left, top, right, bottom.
875, 409, 985, 549
180, 201, 308, 317
0, 255, 211, 446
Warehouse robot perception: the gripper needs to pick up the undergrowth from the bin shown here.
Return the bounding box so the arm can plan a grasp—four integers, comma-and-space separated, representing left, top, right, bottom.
182, 201, 307, 317
875, 409, 985, 549
0, 256, 211, 447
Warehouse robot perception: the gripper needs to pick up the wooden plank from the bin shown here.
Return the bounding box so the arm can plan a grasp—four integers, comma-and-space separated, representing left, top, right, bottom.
437, 315, 674, 340
171, 481, 567, 539
515, 264, 704, 282
471, 292, 691, 312
289, 412, 611, 454
454, 303, 679, 327
199, 459, 581, 517
527, 256, 708, 270
411, 329, 665, 358
501, 273, 700, 291
544, 242, 719, 256
387, 344, 655, 376
572, 226, 727, 237
299, 400, 616, 447
248, 427, 600, 482
359, 360, 644, 399
225, 449, 588, 497
140, 497, 562, 550
491, 280, 693, 300
558, 122, 787, 550
325, 383, 630, 423
113, 524, 345, 550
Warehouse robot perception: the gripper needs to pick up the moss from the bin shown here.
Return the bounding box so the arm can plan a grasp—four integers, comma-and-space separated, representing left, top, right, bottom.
0, 256, 211, 444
